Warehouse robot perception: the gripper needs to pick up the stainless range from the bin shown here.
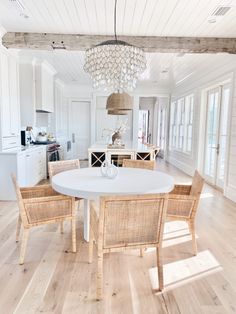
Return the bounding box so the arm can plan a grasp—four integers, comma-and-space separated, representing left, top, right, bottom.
33, 141, 63, 175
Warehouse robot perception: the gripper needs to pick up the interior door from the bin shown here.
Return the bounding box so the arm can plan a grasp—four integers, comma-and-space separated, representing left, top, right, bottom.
203, 84, 230, 188
69, 101, 90, 160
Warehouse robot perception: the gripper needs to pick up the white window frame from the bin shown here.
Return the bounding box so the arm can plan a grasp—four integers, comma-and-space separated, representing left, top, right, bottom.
169, 94, 194, 154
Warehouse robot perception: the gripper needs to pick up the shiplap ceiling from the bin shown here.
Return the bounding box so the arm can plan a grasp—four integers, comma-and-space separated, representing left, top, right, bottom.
1, 0, 236, 86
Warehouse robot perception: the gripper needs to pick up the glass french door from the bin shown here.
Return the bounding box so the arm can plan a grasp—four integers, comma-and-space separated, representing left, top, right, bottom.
204, 84, 230, 188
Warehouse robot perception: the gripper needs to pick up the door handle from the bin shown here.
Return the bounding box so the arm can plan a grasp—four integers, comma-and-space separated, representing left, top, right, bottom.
72, 133, 75, 143
212, 144, 220, 155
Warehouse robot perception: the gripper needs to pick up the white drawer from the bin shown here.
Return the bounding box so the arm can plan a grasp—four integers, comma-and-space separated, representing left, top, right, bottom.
2, 136, 18, 150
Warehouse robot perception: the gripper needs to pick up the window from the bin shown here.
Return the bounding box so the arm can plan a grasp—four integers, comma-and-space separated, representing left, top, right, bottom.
169, 94, 194, 154
185, 95, 194, 153
177, 98, 185, 150
169, 101, 177, 148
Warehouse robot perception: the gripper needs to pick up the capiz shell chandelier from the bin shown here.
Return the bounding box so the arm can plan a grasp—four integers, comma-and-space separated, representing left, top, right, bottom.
83, 0, 146, 92
84, 40, 146, 92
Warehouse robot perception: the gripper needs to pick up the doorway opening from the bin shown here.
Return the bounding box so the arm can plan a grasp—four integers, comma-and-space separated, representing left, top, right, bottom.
138, 110, 149, 144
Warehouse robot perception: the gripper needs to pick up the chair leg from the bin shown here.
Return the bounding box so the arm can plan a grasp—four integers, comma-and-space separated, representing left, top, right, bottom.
19, 228, 29, 265
189, 221, 197, 256
71, 218, 76, 253
156, 246, 163, 291
140, 248, 144, 257
16, 214, 22, 242
60, 221, 64, 234
97, 249, 103, 300
89, 229, 94, 264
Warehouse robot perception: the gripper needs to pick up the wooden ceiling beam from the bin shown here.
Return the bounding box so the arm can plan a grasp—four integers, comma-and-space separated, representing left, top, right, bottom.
2, 32, 236, 54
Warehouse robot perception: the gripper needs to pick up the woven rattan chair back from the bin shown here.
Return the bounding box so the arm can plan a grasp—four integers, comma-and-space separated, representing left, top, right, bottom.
48, 159, 80, 180
99, 194, 167, 249
190, 170, 204, 196
122, 159, 155, 170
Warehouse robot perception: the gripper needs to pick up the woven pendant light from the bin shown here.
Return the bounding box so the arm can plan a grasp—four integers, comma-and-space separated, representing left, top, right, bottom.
106, 92, 133, 114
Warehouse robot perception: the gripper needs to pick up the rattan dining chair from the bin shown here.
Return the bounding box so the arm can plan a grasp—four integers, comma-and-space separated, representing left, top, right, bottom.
167, 170, 204, 255
12, 175, 76, 265
123, 158, 156, 257
48, 159, 82, 233
122, 159, 155, 170
89, 194, 168, 300
48, 159, 80, 179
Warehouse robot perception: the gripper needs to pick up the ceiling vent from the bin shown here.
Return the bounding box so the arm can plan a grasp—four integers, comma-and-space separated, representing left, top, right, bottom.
211, 6, 231, 16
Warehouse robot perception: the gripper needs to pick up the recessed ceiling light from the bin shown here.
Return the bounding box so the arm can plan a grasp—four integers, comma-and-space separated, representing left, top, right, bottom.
208, 18, 216, 23
20, 12, 29, 19
9, 0, 30, 19
161, 68, 169, 74
176, 53, 185, 57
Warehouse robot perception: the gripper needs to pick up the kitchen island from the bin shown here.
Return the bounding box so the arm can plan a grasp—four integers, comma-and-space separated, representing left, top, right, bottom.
88, 143, 157, 167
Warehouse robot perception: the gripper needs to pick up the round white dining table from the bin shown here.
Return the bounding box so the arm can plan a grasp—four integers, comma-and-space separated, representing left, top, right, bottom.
52, 167, 174, 241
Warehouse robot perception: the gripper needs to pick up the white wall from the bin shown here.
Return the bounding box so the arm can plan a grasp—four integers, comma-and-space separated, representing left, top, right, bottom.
168, 60, 236, 203
225, 71, 236, 202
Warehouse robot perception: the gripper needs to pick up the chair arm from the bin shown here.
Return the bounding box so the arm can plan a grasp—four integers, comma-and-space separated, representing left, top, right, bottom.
170, 184, 191, 195
23, 195, 73, 204
168, 194, 197, 201
20, 185, 59, 199
20, 184, 52, 191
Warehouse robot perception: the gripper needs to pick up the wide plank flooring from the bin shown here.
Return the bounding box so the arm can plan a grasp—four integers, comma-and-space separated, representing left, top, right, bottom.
0, 160, 236, 314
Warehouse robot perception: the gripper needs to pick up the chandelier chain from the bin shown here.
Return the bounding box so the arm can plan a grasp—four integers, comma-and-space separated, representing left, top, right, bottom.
114, 0, 118, 42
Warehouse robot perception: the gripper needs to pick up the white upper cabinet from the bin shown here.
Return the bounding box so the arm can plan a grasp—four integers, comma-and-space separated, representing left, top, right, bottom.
0, 47, 20, 150
35, 61, 56, 113
9, 55, 20, 136
0, 50, 10, 137
19, 59, 57, 126
19, 61, 35, 127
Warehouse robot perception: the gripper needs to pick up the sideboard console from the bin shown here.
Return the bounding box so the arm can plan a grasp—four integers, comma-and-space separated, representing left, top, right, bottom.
88, 143, 156, 167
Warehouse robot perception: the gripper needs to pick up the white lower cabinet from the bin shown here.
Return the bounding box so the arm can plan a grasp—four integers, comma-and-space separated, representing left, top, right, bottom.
0, 146, 46, 200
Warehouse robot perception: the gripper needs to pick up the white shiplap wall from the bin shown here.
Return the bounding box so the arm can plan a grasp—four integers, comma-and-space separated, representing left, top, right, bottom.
225, 74, 236, 202
168, 60, 236, 202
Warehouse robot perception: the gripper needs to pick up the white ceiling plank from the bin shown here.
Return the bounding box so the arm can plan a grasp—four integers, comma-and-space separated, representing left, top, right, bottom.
105, 0, 115, 36
142, 0, 162, 35
145, 0, 171, 36
2, 0, 236, 87
121, 0, 137, 35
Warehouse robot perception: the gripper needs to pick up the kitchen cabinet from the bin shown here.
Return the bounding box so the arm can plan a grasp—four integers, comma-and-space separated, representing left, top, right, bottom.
19, 60, 56, 126
19, 61, 35, 127
0, 146, 46, 200
0, 47, 20, 150
35, 61, 56, 113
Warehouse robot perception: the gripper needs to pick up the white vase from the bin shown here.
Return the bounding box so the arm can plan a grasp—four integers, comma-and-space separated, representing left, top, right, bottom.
100, 159, 109, 177
106, 161, 119, 179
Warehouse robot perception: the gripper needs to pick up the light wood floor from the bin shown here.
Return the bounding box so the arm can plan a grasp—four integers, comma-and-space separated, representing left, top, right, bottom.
0, 160, 236, 314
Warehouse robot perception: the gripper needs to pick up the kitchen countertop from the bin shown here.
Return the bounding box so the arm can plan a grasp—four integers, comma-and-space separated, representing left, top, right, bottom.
0, 145, 46, 155
88, 142, 155, 152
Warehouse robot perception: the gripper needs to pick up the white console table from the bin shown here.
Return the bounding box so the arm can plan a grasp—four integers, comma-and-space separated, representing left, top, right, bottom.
88, 143, 157, 167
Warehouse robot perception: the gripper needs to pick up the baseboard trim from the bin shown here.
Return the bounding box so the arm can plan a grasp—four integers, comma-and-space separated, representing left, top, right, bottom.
224, 185, 236, 203
166, 156, 195, 176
